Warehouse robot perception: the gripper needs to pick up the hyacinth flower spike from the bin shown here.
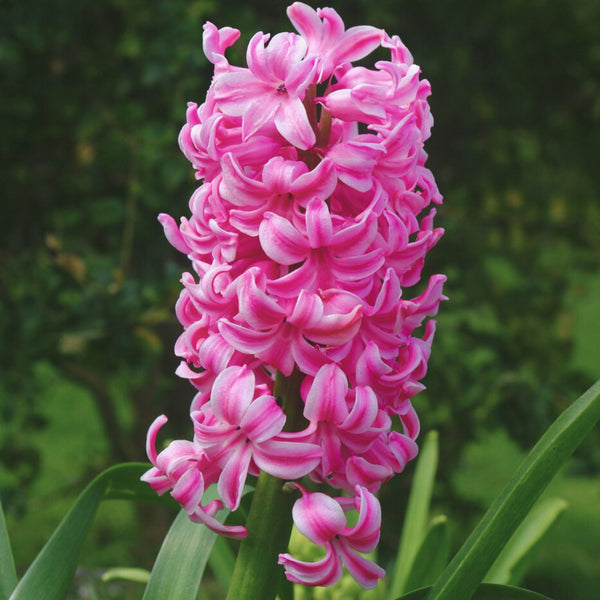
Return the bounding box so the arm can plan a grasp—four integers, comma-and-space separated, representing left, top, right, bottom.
143, 2, 445, 597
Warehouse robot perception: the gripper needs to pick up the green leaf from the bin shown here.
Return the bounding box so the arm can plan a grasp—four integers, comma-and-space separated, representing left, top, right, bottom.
484, 497, 568, 586
102, 462, 179, 508
0, 498, 18, 600
397, 582, 553, 600
9, 463, 171, 600
208, 535, 236, 592
10, 470, 106, 600
426, 378, 600, 600
404, 516, 451, 592
142, 485, 233, 600
389, 430, 439, 599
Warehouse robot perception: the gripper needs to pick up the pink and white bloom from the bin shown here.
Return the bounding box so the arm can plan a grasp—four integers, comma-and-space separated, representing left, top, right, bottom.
212, 31, 318, 149
302, 363, 390, 489
144, 1, 446, 590
278, 483, 386, 588
141, 415, 248, 538
287, 2, 383, 80
192, 365, 321, 510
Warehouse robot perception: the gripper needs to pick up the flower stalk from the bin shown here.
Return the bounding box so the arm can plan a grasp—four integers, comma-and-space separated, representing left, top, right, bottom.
225, 370, 303, 600
225, 470, 296, 600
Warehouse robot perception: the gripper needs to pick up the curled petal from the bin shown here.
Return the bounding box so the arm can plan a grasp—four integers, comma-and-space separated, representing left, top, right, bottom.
304, 363, 348, 423
290, 485, 346, 545
241, 394, 286, 443
211, 365, 255, 425
140, 466, 171, 496
387, 430, 419, 472
202, 22, 240, 68
331, 248, 385, 282
288, 291, 324, 330
218, 320, 277, 354
333, 538, 385, 590
218, 441, 253, 510
342, 486, 382, 552
237, 270, 287, 329
266, 262, 318, 298
197, 333, 235, 373
279, 543, 343, 587
305, 197, 333, 248
346, 456, 391, 492
274, 95, 316, 150
189, 504, 248, 539
291, 157, 337, 201
305, 304, 362, 346
342, 386, 379, 432
327, 138, 385, 192
290, 335, 331, 376
334, 25, 383, 65
145, 414, 168, 465
254, 439, 321, 479
192, 413, 236, 448
171, 468, 205, 513
158, 214, 192, 254
259, 212, 310, 264
399, 402, 420, 439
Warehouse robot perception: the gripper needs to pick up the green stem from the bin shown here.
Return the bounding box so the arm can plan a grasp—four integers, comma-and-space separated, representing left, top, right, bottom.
225, 369, 304, 600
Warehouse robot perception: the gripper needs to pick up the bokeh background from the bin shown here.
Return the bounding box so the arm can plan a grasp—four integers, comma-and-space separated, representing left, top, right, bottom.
1, 0, 599, 598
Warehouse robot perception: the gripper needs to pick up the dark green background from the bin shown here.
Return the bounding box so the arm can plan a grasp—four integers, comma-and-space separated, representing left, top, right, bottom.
1, 1, 599, 598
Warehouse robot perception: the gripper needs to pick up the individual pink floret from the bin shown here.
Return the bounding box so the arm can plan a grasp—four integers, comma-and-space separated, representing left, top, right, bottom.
141, 414, 248, 538
287, 2, 383, 80
212, 31, 318, 149
278, 483, 386, 588
192, 366, 321, 510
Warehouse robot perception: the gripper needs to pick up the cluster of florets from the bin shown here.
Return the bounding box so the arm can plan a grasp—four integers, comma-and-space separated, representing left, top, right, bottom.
143, 2, 445, 589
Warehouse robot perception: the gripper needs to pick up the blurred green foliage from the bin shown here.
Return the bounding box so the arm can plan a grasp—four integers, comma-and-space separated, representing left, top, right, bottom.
1, 1, 598, 599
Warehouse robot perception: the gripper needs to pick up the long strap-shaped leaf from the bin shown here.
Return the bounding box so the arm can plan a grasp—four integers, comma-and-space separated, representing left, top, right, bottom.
389, 430, 439, 599
0, 498, 18, 600
9, 462, 174, 600
399, 582, 551, 600
426, 378, 600, 600
403, 515, 451, 592
142, 485, 229, 600
484, 496, 568, 586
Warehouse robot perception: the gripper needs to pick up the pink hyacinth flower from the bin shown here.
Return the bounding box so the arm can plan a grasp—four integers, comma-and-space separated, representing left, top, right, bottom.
212, 31, 318, 149
287, 2, 383, 80
141, 415, 248, 538
278, 483, 386, 588
192, 365, 321, 510
145, 1, 446, 590
302, 363, 390, 486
